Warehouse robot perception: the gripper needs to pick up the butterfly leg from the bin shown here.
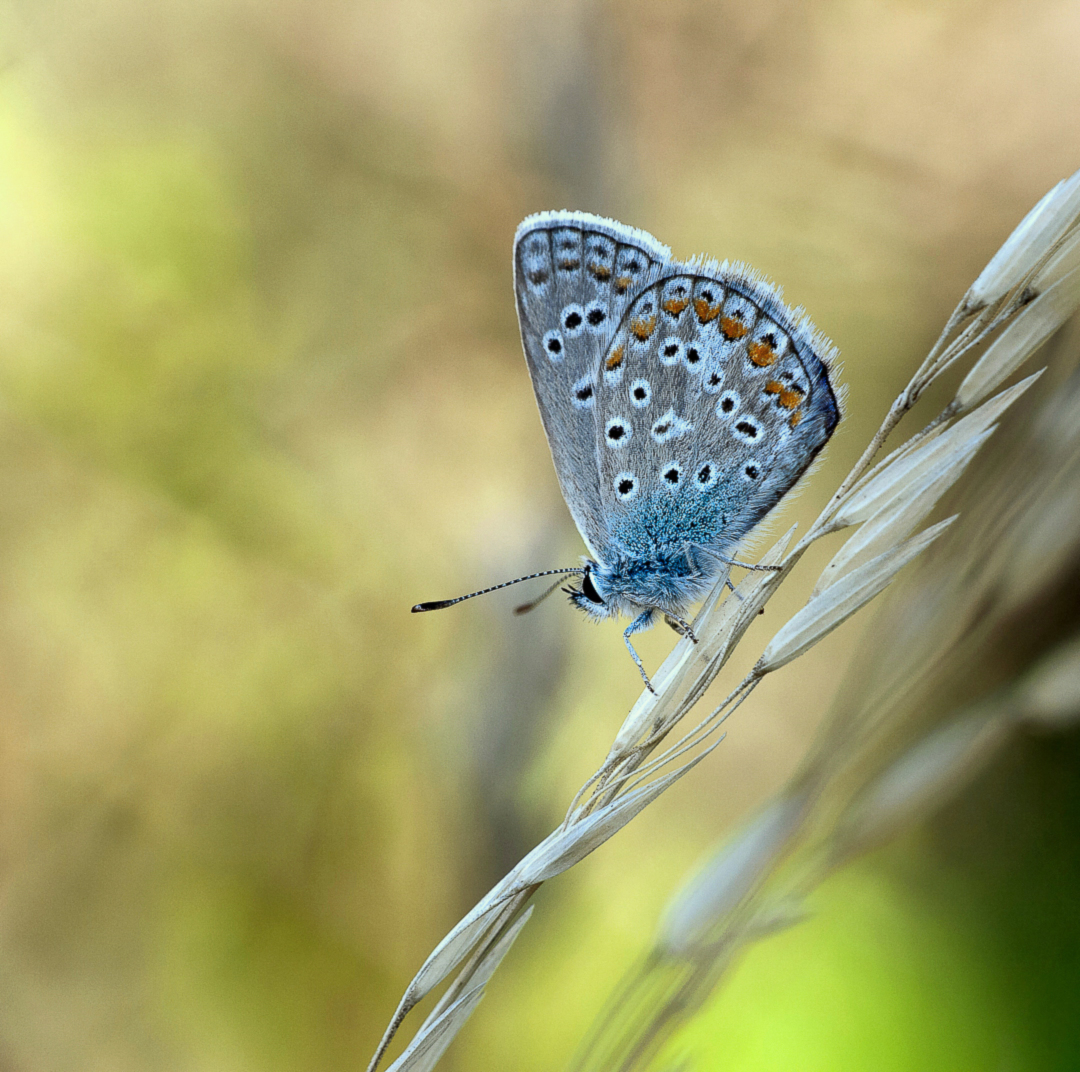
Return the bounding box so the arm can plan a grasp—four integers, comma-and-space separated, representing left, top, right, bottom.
663, 613, 699, 644
685, 545, 736, 593
717, 555, 782, 573
624, 610, 656, 694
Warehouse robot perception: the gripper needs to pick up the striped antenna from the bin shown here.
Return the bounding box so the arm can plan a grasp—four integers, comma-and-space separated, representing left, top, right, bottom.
411, 567, 585, 613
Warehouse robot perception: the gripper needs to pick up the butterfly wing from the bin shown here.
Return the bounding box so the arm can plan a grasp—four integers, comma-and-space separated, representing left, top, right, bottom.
514, 212, 670, 556
593, 265, 839, 562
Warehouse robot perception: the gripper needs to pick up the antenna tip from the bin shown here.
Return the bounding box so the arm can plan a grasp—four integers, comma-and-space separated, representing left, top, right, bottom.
412, 600, 454, 613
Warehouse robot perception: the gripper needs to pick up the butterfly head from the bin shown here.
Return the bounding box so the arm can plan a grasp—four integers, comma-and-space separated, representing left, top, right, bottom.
563, 561, 620, 621
565, 549, 724, 625
564, 558, 684, 622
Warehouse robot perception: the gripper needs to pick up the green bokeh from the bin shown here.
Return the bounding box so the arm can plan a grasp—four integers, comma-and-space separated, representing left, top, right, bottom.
669, 734, 1080, 1072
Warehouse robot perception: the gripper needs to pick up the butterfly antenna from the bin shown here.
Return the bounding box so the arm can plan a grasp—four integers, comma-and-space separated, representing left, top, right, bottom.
513, 575, 568, 615
412, 568, 585, 613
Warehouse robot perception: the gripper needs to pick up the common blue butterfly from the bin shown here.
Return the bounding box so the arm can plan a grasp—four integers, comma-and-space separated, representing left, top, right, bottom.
414, 213, 840, 690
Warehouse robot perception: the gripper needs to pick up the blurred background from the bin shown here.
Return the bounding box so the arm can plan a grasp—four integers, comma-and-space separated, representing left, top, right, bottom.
0, 0, 1078, 1069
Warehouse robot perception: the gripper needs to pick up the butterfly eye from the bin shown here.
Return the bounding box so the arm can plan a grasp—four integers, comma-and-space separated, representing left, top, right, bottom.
580, 569, 604, 604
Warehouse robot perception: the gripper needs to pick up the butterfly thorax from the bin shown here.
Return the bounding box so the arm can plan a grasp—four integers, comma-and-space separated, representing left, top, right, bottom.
568, 551, 718, 622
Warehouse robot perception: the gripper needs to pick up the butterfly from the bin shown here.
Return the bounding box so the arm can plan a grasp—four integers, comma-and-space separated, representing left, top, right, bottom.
414, 213, 840, 690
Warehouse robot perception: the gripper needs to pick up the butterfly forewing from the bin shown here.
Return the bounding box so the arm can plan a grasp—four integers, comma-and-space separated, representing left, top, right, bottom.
594, 269, 839, 559
513, 212, 669, 555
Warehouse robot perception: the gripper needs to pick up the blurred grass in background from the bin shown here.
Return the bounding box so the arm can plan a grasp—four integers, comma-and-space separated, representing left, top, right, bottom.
0, 1, 1077, 1069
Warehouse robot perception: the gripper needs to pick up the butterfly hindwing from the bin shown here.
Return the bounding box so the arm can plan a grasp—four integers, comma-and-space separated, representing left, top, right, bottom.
594, 268, 839, 559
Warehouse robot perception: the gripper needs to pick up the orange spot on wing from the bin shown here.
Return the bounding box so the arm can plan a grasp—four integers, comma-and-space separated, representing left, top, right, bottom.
615, 275, 633, 293
720, 316, 749, 340
662, 297, 689, 316
629, 315, 656, 341
747, 340, 777, 367
558, 258, 581, 271
604, 345, 625, 371
693, 297, 722, 323
589, 262, 611, 281
789, 410, 803, 429
768, 379, 804, 409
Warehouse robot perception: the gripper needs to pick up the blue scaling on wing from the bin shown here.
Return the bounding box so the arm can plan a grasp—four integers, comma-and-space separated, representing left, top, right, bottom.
593, 263, 839, 566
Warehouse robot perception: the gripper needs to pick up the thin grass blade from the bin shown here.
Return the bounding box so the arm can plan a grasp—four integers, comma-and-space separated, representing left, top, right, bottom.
814, 432, 989, 595
956, 269, 1080, 410
835, 374, 1041, 525
513, 756, 708, 888
386, 985, 486, 1072
830, 707, 1011, 860
659, 791, 809, 954
757, 519, 955, 674
403, 898, 506, 1006
609, 527, 795, 757
1034, 226, 1080, 291
1019, 633, 1080, 727
964, 168, 1080, 310
459, 906, 533, 994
